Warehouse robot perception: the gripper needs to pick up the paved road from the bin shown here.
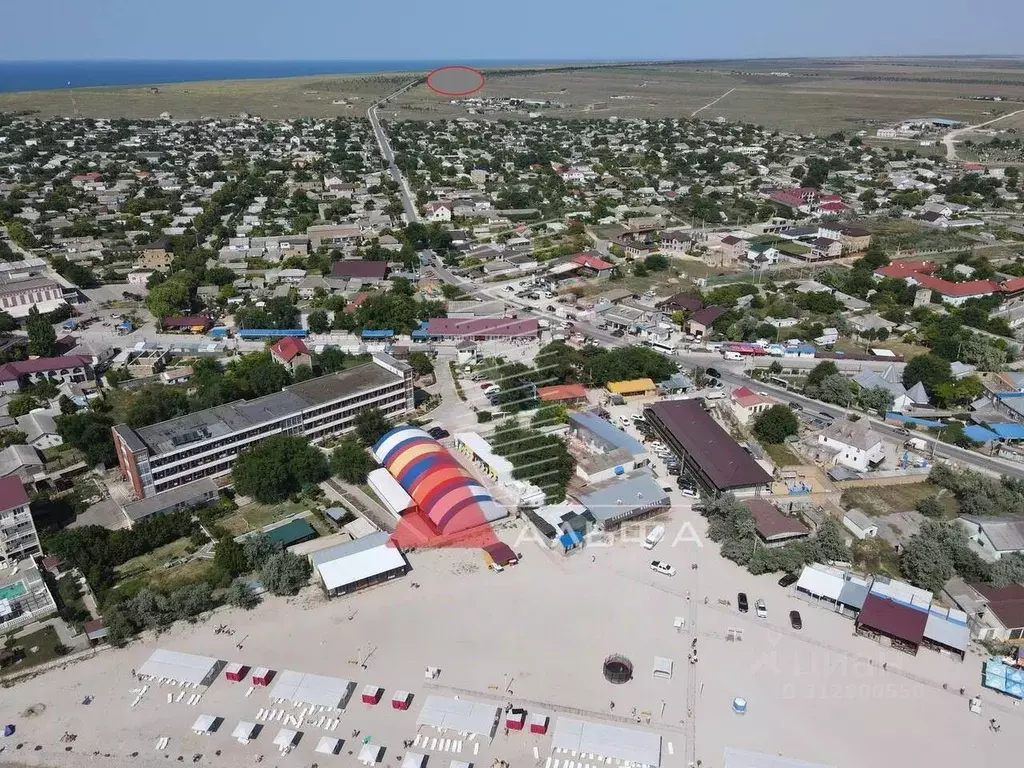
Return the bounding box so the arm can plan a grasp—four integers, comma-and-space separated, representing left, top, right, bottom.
368, 82, 420, 223
942, 108, 1024, 160
426, 265, 1024, 480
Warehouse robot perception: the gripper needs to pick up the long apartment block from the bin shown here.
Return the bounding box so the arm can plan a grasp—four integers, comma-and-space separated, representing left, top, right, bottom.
112, 353, 414, 500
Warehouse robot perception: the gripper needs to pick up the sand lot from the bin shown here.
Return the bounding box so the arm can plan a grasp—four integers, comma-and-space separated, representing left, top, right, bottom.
1, 500, 1019, 768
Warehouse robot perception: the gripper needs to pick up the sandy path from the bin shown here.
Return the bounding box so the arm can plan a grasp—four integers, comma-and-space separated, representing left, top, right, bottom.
0, 506, 1020, 768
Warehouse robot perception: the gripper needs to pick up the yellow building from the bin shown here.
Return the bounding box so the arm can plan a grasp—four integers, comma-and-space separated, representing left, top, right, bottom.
606, 378, 658, 399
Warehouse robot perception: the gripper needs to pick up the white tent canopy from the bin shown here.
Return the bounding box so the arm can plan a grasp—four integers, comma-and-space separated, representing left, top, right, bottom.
232, 721, 257, 743
191, 715, 217, 734
269, 670, 354, 708
274, 729, 299, 748
652, 657, 673, 680
722, 747, 835, 768
550, 718, 662, 768
316, 736, 342, 755
140, 649, 222, 686
359, 743, 384, 765
450, 761, 472, 768
417, 695, 500, 738
403, 752, 427, 768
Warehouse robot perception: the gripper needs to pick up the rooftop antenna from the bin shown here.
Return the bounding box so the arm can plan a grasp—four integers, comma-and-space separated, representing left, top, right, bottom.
67, 81, 79, 117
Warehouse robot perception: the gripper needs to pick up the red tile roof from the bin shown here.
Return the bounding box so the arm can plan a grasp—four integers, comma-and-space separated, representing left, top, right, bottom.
875, 261, 1003, 298
572, 253, 615, 271
0, 476, 29, 512
0, 355, 92, 383
270, 336, 310, 363
732, 386, 773, 409
856, 594, 928, 646
344, 291, 370, 313
873, 260, 936, 279
537, 383, 587, 402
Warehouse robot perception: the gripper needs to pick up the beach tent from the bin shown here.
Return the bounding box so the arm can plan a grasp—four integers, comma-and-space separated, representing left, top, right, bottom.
506, 709, 526, 730
315, 736, 342, 755
274, 729, 299, 751
652, 657, 674, 680
358, 743, 384, 765
252, 667, 274, 686
192, 715, 217, 734
403, 752, 427, 768
362, 685, 384, 705
392, 691, 412, 710
232, 721, 257, 744
529, 713, 549, 735
225, 663, 248, 682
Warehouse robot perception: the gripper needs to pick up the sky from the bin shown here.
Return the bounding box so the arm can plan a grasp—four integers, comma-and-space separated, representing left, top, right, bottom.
4, 0, 1024, 61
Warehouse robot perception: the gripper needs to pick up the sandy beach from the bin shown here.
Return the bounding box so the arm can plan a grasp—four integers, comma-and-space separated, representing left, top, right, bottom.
0, 502, 1018, 768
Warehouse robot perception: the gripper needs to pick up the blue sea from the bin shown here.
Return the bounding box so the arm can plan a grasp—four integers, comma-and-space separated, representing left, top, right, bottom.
0, 60, 573, 94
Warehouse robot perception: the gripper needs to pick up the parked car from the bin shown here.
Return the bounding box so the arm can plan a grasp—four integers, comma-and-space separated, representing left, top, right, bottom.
427, 427, 450, 440
755, 598, 767, 619
706, 368, 722, 379
611, 328, 625, 338
778, 572, 798, 588
788, 401, 803, 411
737, 592, 749, 613
680, 487, 698, 498
789, 610, 803, 630
650, 561, 676, 577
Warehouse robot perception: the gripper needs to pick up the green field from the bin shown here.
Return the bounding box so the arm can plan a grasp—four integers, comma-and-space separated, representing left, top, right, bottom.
2, 626, 66, 676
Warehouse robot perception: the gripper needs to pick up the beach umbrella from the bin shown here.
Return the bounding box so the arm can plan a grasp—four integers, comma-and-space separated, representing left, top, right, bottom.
4, 724, 15, 737
732, 698, 747, 715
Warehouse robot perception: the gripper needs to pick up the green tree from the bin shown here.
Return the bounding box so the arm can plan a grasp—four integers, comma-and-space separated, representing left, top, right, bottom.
316, 347, 348, 374
306, 309, 330, 334
226, 578, 261, 610
25, 306, 56, 357
261, 551, 312, 596
753, 405, 799, 444
915, 496, 945, 518
902, 353, 953, 400
214, 537, 248, 578
0, 429, 27, 449
232, 435, 330, 503
355, 408, 390, 447
805, 360, 839, 389
242, 532, 281, 571
330, 438, 375, 484
147, 278, 192, 325
0, 311, 17, 333
408, 352, 435, 378
7, 395, 39, 418
858, 386, 895, 416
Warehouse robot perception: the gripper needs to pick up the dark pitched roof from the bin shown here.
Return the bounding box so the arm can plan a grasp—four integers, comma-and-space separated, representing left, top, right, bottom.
689, 306, 727, 327
644, 400, 772, 491
658, 293, 703, 312
971, 582, 1024, 630
424, 317, 539, 338
0, 476, 29, 512
161, 315, 213, 330
271, 336, 310, 363
0, 355, 92, 383
745, 498, 810, 539
331, 260, 388, 280
856, 594, 927, 646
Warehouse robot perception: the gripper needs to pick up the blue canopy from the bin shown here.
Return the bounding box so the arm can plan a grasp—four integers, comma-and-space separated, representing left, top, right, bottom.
886, 413, 946, 428
991, 423, 1024, 440
238, 328, 307, 338
559, 530, 584, 549
964, 425, 999, 443
361, 329, 394, 339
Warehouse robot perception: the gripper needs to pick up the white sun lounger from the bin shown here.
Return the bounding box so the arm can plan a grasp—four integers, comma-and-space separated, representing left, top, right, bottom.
546, 759, 552, 768
534, 748, 540, 759
667, 743, 674, 756
167, 693, 173, 703
473, 743, 479, 756
444, 740, 451, 752
246, 686, 255, 698
456, 741, 463, 753
553, 760, 560, 768
430, 739, 438, 750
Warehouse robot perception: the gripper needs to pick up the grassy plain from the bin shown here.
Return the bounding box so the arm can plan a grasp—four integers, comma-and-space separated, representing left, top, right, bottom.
840, 481, 957, 518
4, 58, 1024, 133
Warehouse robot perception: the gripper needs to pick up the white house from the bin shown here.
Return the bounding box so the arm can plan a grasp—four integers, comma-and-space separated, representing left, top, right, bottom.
959, 515, 1024, 561
817, 421, 885, 472
843, 509, 879, 540
424, 201, 453, 222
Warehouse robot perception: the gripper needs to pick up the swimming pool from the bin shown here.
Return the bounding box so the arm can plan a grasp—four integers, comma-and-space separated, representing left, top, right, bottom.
0, 582, 27, 601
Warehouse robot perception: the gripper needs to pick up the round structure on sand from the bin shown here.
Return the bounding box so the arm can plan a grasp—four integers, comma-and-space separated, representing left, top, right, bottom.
603, 654, 634, 684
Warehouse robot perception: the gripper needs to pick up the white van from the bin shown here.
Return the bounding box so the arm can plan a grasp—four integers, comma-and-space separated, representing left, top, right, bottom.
643, 524, 666, 550
704, 390, 726, 400
723, 351, 744, 361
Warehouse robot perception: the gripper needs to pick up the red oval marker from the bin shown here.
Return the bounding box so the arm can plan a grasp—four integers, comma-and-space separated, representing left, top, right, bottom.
426, 65, 486, 97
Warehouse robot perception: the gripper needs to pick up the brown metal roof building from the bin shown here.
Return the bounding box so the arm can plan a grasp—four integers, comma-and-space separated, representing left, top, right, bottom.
331, 260, 389, 281
644, 400, 772, 496
855, 594, 928, 655
745, 498, 810, 547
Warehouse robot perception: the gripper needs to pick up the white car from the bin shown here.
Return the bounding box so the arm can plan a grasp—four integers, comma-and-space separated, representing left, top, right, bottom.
650, 560, 676, 577
755, 599, 767, 619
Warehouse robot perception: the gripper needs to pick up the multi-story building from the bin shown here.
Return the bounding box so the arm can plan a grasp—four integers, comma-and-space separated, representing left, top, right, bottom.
0, 477, 40, 568
0, 276, 67, 318
0, 355, 94, 394
112, 353, 414, 500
